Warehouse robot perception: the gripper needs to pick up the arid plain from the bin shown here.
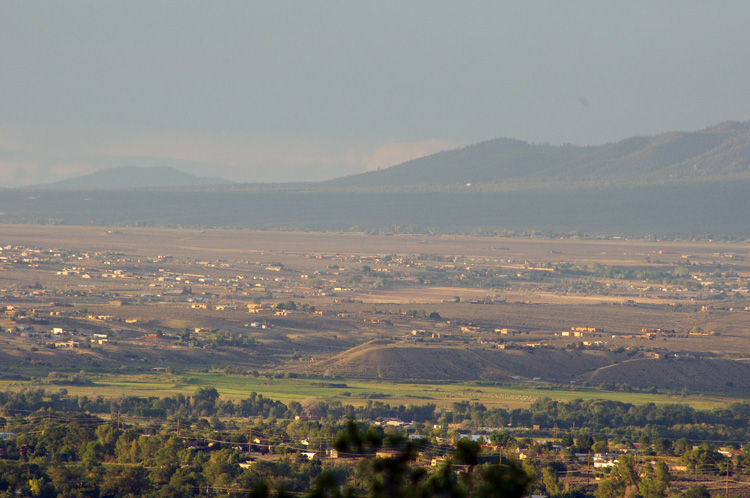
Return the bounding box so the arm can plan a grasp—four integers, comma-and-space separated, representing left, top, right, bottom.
2, 224, 750, 406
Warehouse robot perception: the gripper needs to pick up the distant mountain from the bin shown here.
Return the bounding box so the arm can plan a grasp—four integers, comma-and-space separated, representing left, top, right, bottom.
6, 122, 750, 236
326, 121, 750, 188
29, 166, 231, 190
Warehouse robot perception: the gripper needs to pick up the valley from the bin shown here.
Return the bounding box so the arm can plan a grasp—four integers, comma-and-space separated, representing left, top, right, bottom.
2, 225, 750, 399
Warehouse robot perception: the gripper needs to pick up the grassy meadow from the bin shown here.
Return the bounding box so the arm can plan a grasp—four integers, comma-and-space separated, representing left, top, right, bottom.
1, 370, 736, 412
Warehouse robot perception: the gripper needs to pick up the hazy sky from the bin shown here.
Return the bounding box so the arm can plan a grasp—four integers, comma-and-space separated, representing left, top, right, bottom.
2, 2, 750, 186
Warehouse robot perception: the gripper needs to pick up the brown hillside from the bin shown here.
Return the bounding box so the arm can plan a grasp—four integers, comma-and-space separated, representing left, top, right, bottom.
580, 357, 750, 392
303, 341, 622, 382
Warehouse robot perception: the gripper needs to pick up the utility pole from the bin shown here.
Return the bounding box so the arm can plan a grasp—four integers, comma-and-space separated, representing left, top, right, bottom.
586, 451, 591, 489
726, 458, 730, 498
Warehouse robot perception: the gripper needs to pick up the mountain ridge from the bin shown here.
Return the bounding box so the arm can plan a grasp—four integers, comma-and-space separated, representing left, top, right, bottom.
6, 121, 750, 236
22, 121, 750, 191
28, 166, 231, 190
325, 121, 750, 188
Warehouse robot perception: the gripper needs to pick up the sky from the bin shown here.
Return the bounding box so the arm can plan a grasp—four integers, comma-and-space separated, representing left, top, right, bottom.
2, 2, 750, 187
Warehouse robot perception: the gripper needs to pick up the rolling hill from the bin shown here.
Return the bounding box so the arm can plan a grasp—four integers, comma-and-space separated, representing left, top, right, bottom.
301, 341, 624, 382
579, 357, 750, 392
299, 341, 750, 393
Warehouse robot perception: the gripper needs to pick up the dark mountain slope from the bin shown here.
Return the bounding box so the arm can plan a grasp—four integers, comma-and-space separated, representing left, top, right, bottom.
327, 121, 750, 187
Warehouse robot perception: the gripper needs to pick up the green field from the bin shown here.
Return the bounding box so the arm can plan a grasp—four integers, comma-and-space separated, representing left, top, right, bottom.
2, 371, 737, 411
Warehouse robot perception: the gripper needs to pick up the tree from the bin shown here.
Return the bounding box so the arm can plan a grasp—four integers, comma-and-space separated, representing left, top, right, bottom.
332, 420, 532, 498
685, 485, 711, 498
193, 387, 220, 414
575, 433, 594, 453
638, 461, 670, 498
682, 445, 725, 474
168, 467, 207, 496
288, 401, 303, 416
595, 478, 623, 498
614, 453, 639, 486
596, 453, 638, 498
302, 397, 323, 418
455, 438, 482, 467
653, 437, 671, 456
152, 437, 183, 485
474, 461, 532, 498
101, 465, 151, 497
29, 478, 56, 498
521, 459, 542, 486
490, 431, 516, 448
654, 460, 670, 486
542, 466, 561, 495
81, 441, 106, 467
674, 437, 691, 456
672, 266, 690, 278
592, 438, 609, 454
204, 448, 240, 488
424, 461, 463, 498
334, 420, 382, 455
308, 469, 348, 498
